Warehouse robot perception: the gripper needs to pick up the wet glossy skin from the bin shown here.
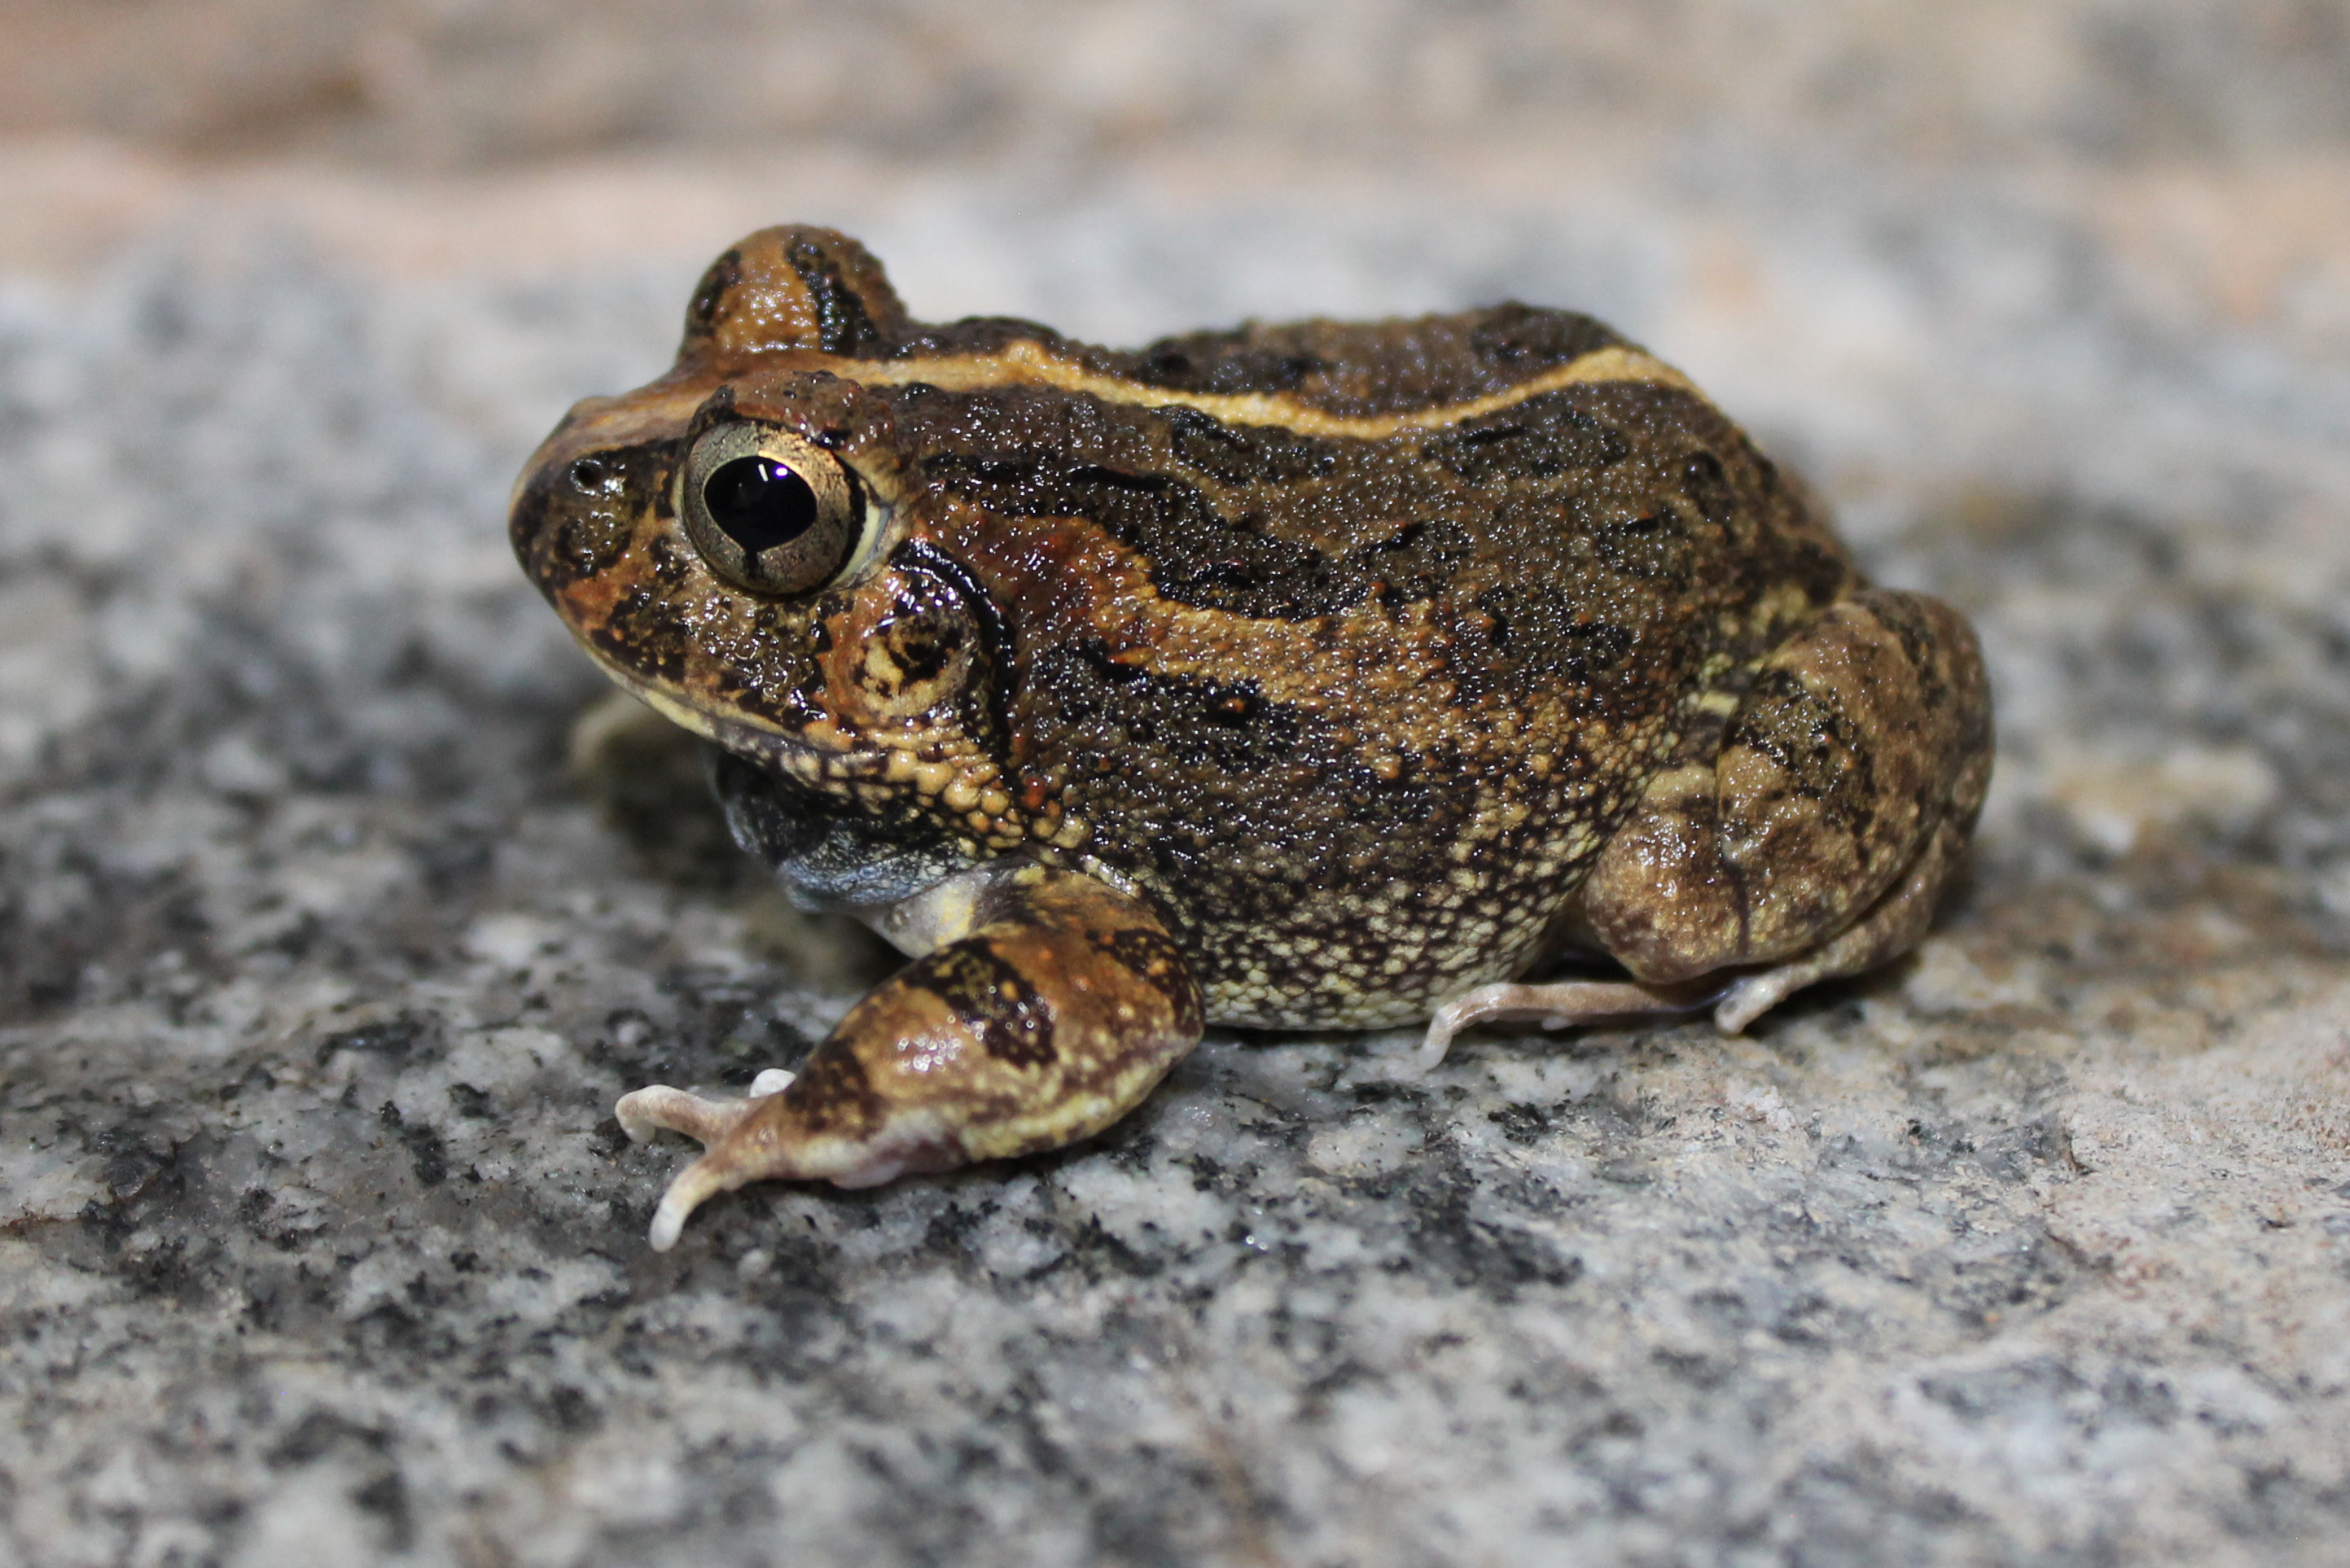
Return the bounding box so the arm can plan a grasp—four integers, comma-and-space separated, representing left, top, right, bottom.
510, 226, 1992, 1248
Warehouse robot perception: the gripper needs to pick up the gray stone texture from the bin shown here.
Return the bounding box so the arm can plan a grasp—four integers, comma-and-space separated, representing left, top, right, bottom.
3, 3, 2349, 1564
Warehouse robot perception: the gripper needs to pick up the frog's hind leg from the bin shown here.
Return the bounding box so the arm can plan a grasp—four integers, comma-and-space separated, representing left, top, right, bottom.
615, 865, 1203, 1250
1575, 588, 1992, 1036
1708, 792, 1975, 1031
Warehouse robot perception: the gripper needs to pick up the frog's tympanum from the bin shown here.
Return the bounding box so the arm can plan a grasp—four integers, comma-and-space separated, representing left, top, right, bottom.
511, 227, 1992, 1248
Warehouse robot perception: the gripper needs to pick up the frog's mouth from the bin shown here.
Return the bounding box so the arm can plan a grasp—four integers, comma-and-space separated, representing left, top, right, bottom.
577, 648, 888, 793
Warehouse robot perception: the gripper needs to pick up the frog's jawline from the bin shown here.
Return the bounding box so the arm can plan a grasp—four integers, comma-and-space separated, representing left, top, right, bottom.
702, 746, 973, 919
585, 655, 854, 784
584, 656, 984, 916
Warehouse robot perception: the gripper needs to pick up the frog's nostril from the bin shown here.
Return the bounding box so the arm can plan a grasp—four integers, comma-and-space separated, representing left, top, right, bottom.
703, 456, 817, 558
568, 457, 610, 491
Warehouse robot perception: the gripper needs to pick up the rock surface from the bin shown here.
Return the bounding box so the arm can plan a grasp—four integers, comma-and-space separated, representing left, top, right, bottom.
5, 7, 2350, 1566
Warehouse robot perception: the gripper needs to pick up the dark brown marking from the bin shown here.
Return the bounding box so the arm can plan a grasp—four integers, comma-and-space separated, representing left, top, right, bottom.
511, 444, 677, 593
912, 942, 1057, 1068
885, 316, 1081, 364
786, 1042, 885, 1137
1729, 668, 1874, 808
1092, 926, 1205, 1036
889, 541, 1015, 760
920, 444, 1374, 620
1419, 396, 1630, 483
877, 612, 962, 686
1037, 645, 1304, 776
1160, 406, 1343, 486
683, 247, 743, 345
1681, 450, 1740, 532
787, 239, 883, 356
586, 588, 693, 683
1465, 303, 1625, 369
1588, 506, 1695, 585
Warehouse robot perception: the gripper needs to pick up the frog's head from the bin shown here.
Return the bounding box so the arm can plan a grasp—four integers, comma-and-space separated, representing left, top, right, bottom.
510, 228, 1013, 826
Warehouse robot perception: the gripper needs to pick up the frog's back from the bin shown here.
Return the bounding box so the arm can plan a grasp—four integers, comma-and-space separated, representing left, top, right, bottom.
932, 302, 1630, 416
825, 303, 1855, 1028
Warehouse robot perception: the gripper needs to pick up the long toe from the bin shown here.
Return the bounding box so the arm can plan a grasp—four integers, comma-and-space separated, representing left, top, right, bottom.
615, 1084, 762, 1146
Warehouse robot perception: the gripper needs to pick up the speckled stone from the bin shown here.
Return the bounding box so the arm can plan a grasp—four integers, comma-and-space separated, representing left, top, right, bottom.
4, 135, 2350, 1567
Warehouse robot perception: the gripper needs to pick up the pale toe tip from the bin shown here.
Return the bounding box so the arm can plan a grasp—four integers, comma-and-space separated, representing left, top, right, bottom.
647, 1194, 691, 1252
642, 1154, 743, 1251
614, 1085, 674, 1144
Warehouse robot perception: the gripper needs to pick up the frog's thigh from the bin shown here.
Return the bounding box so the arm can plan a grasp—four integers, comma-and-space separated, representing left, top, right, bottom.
617, 866, 1203, 1249
1580, 589, 1991, 1021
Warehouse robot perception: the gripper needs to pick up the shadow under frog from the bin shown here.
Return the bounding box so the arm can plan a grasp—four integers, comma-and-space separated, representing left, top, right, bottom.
509, 226, 1992, 1249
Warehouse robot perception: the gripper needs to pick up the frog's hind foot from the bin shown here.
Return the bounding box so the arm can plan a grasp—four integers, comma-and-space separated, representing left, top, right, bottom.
1418, 979, 1719, 1071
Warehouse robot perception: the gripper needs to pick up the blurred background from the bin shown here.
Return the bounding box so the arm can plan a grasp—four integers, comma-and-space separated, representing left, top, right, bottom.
10, 0, 2350, 516
7, 7, 2350, 1565
11, 0, 2350, 492
12, 0, 2350, 172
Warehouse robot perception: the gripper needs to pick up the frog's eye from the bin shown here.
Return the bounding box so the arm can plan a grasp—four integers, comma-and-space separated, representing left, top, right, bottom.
678, 423, 868, 595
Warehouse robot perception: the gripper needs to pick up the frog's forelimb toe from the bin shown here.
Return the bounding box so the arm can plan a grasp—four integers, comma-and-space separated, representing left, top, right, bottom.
616, 1084, 760, 1146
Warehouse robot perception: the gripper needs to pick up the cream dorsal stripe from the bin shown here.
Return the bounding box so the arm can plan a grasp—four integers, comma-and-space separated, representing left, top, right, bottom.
844, 340, 1695, 437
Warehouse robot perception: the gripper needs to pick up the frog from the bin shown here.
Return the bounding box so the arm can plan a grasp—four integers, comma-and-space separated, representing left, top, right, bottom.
509, 226, 1993, 1250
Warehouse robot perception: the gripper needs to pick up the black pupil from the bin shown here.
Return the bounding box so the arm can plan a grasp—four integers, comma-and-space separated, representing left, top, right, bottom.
703, 456, 818, 558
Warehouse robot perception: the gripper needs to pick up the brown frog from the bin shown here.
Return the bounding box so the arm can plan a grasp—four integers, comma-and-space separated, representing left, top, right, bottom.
510, 226, 1992, 1249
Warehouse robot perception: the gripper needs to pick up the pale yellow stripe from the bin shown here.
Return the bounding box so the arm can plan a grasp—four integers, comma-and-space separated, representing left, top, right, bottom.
846, 339, 1694, 437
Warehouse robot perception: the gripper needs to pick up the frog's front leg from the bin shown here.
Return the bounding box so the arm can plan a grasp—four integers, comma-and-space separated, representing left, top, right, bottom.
617, 864, 1203, 1249
1431, 589, 1990, 1062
